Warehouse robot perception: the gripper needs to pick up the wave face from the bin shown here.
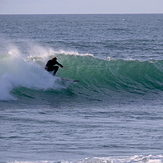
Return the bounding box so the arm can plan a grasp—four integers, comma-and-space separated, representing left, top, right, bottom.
0, 48, 162, 101
59, 54, 163, 93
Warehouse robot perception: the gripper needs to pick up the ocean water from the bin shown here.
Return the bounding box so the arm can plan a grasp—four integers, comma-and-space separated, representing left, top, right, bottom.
0, 14, 163, 163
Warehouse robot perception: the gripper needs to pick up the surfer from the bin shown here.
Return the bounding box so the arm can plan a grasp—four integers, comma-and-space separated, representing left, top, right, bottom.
45, 57, 66, 75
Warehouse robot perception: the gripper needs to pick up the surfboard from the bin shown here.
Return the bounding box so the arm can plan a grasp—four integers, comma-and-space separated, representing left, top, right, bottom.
51, 74, 79, 82
61, 78, 79, 82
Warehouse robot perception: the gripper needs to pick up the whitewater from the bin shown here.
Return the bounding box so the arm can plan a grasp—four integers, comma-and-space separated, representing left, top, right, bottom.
0, 14, 163, 163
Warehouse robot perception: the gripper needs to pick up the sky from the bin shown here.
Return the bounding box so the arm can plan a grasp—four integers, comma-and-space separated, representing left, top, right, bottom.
0, 0, 163, 14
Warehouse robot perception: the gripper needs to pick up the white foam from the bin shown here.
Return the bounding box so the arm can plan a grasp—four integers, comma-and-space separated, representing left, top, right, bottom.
7, 155, 163, 163
56, 50, 94, 57
89, 155, 163, 163
0, 73, 16, 100
0, 51, 64, 100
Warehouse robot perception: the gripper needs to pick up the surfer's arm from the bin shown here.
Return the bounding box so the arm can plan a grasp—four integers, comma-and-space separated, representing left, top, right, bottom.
56, 61, 65, 68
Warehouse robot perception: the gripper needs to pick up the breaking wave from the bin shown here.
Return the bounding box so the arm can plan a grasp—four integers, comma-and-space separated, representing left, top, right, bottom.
0, 45, 162, 100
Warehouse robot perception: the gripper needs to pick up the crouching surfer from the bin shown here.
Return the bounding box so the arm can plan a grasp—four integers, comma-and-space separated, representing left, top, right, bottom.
45, 57, 66, 75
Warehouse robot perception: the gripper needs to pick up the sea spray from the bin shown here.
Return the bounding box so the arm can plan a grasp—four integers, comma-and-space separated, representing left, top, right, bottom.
0, 73, 16, 100
0, 51, 67, 100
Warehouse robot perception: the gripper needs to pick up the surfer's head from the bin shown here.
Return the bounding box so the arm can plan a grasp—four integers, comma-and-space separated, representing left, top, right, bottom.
52, 57, 57, 61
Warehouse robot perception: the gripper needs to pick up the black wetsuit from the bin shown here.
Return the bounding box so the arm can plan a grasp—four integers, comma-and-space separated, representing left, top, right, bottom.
45, 59, 63, 75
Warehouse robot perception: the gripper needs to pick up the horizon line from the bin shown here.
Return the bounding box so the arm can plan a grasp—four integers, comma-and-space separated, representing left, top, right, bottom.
0, 13, 163, 15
